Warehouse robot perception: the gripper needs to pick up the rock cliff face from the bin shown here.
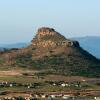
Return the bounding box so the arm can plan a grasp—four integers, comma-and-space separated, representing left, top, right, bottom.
32, 27, 79, 48
0, 27, 100, 77
36, 27, 56, 38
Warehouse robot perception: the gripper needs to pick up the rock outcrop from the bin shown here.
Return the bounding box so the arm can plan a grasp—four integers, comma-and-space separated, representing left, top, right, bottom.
0, 27, 100, 77
32, 27, 79, 48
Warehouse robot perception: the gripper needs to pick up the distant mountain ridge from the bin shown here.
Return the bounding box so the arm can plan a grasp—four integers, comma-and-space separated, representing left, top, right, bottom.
0, 43, 29, 49
73, 36, 100, 59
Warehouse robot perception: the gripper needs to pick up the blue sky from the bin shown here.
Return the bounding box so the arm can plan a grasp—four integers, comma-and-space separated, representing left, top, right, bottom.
0, 0, 100, 43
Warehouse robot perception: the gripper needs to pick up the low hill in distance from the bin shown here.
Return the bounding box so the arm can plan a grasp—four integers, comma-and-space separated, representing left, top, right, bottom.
0, 43, 28, 49
0, 27, 100, 77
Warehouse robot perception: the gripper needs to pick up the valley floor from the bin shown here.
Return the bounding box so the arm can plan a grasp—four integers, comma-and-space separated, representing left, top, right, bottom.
0, 68, 100, 99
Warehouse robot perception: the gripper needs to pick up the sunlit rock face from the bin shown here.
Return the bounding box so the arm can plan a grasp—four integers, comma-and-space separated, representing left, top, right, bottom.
37, 27, 56, 37
31, 27, 80, 48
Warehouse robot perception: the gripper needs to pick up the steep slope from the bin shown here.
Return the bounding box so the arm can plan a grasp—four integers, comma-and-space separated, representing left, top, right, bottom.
0, 27, 100, 77
73, 36, 100, 59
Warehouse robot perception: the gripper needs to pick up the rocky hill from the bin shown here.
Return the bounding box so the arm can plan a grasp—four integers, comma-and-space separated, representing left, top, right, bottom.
0, 27, 100, 77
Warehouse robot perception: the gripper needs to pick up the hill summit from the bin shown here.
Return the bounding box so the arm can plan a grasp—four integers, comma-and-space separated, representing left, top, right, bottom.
0, 27, 100, 77
32, 27, 79, 48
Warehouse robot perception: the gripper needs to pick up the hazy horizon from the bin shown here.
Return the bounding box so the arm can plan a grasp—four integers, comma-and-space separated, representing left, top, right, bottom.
0, 0, 100, 43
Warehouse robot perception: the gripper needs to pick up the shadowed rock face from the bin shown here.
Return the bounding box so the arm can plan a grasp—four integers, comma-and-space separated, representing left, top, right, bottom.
0, 27, 100, 77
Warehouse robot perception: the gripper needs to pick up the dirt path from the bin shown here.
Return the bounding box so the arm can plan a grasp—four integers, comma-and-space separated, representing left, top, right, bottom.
0, 70, 39, 77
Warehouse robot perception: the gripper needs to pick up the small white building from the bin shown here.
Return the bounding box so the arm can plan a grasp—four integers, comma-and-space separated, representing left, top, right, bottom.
62, 95, 70, 99
50, 95, 56, 98
53, 83, 56, 86
82, 80, 86, 82
66, 83, 69, 87
61, 83, 66, 87
94, 97, 100, 100
41, 95, 46, 98
28, 86, 30, 89
10, 84, 13, 87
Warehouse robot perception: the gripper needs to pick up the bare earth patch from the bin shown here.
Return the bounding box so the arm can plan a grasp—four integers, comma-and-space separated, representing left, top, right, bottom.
0, 70, 39, 77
